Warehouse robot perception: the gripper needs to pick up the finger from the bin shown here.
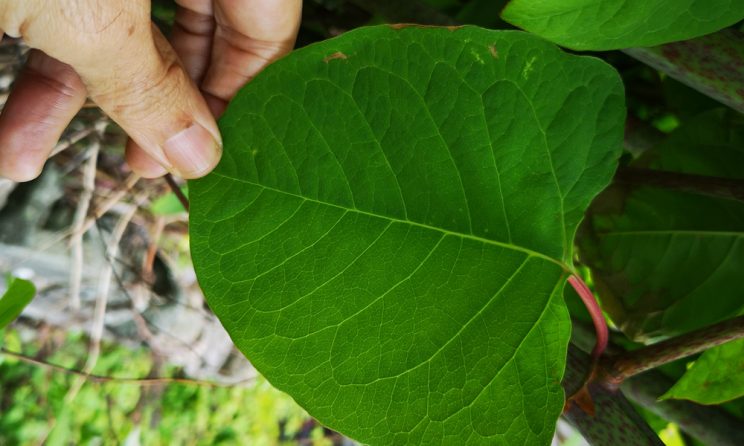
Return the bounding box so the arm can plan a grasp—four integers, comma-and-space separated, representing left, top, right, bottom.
203, 91, 228, 118
171, 0, 215, 83
19, 2, 222, 179
0, 50, 86, 181
125, 139, 168, 178
201, 0, 302, 110
133, 0, 214, 179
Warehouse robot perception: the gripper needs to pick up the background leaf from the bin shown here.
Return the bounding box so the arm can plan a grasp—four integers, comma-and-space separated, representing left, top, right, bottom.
661, 338, 744, 405
190, 25, 624, 445
579, 109, 744, 340
501, 0, 744, 51
0, 277, 36, 330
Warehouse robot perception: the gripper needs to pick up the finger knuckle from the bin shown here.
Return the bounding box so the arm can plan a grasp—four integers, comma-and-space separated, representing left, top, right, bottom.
97, 56, 191, 126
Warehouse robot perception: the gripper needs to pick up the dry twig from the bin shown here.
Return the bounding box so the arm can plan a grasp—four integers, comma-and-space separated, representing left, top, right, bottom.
0, 347, 252, 388
68, 135, 100, 310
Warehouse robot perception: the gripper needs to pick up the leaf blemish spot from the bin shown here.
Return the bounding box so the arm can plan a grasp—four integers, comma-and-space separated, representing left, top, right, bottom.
470, 48, 485, 65
489, 45, 498, 59
522, 55, 537, 79
323, 51, 348, 63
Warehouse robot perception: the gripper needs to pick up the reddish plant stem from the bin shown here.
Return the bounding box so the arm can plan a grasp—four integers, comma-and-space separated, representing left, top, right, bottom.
600, 314, 744, 386
164, 173, 189, 212
564, 276, 610, 412
568, 275, 609, 361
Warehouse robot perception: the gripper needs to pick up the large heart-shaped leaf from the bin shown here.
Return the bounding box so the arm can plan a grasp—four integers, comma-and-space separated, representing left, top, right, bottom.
501, 0, 744, 51
579, 109, 744, 341
190, 26, 624, 445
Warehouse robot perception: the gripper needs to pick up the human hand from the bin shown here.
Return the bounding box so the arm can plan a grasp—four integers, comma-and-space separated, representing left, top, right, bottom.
0, 0, 302, 181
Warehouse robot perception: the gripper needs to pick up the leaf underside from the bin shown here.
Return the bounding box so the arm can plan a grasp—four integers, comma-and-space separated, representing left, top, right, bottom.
502, 0, 744, 51
190, 26, 624, 445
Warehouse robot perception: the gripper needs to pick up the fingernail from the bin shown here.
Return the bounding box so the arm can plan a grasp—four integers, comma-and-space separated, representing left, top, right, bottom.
163, 123, 222, 178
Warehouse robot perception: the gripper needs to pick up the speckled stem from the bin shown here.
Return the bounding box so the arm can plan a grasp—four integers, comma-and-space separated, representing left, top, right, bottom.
570, 320, 744, 446
563, 344, 662, 446
622, 371, 744, 446
600, 315, 744, 386
624, 29, 744, 114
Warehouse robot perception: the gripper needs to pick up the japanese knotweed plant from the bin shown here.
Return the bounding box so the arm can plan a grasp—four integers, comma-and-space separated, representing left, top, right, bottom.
189, 26, 624, 445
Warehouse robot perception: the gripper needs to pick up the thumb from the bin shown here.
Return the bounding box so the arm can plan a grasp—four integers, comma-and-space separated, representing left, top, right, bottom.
18, 2, 222, 178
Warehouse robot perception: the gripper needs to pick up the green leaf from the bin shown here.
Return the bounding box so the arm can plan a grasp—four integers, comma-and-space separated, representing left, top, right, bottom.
501, 0, 744, 51
579, 109, 744, 340
661, 338, 744, 404
0, 277, 36, 329
190, 25, 624, 445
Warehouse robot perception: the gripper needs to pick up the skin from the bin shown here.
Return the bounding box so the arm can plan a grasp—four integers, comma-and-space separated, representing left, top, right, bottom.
0, 0, 302, 181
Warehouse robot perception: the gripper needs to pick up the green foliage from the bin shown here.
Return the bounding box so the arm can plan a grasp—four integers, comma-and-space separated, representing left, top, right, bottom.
661, 339, 744, 405
0, 277, 35, 330
190, 25, 625, 445
0, 329, 313, 445
501, 0, 744, 50
150, 187, 189, 215
579, 109, 744, 340
143, 379, 310, 446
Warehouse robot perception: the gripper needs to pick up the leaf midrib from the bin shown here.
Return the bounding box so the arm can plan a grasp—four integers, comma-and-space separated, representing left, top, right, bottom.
209, 172, 569, 270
